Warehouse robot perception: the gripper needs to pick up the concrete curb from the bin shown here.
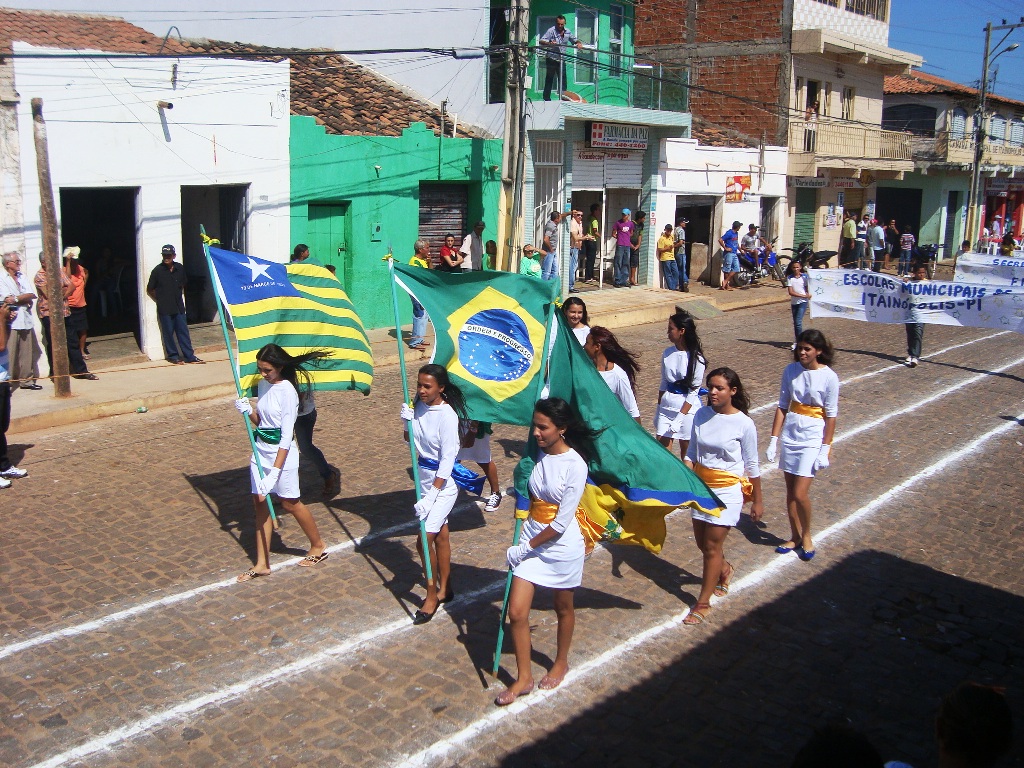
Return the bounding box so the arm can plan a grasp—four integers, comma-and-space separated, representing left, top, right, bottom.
9, 290, 789, 435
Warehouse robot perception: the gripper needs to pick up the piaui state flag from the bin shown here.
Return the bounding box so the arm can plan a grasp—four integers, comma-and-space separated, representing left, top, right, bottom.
393, 263, 558, 426
513, 311, 723, 554
207, 247, 373, 393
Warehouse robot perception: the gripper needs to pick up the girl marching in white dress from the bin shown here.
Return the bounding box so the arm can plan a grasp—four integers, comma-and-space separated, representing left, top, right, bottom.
496, 398, 598, 706
583, 326, 641, 422
561, 296, 591, 345
655, 307, 706, 459
766, 329, 839, 561
234, 344, 330, 582
400, 364, 467, 624
684, 368, 763, 625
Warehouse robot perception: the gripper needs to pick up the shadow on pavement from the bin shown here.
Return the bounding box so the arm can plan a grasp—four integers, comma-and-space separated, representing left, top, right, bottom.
499, 551, 1024, 768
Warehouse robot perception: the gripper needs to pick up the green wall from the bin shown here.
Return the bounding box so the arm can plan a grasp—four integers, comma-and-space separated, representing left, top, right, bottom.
290, 118, 503, 330
878, 170, 970, 249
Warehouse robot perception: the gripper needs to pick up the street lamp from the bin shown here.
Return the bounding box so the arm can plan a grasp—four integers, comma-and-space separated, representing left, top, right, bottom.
966, 20, 1022, 250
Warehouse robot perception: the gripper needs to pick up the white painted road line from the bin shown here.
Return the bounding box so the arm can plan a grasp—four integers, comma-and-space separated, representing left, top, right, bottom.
389, 409, 1024, 768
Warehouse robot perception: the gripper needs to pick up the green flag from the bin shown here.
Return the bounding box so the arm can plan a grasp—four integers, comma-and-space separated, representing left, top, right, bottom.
393, 263, 558, 425
513, 311, 723, 554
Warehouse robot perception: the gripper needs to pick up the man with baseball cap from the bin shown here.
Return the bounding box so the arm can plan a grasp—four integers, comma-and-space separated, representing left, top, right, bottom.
147, 244, 203, 364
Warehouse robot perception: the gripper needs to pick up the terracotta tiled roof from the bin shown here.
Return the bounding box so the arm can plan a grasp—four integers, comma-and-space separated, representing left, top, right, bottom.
181, 40, 483, 139
691, 118, 760, 149
885, 70, 1024, 110
0, 7, 187, 57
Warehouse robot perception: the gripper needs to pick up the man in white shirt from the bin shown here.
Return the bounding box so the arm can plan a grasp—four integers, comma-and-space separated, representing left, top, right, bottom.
0, 302, 29, 485
459, 221, 486, 271
989, 215, 1003, 240
0, 252, 42, 391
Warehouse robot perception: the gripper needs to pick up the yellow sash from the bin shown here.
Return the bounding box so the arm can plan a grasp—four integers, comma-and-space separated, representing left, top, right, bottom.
525, 498, 603, 555
789, 400, 825, 419
694, 463, 752, 503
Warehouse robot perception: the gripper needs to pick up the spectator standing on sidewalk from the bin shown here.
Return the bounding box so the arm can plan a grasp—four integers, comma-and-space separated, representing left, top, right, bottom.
290, 244, 310, 262
674, 217, 689, 292
0, 303, 29, 486
898, 226, 915, 277
0, 252, 42, 390
884, 218, 900, 270
718, 220, 742, 291
62, 248, 97, 380
612, 209, 635, 288
33, 252, 72, 381
583, 203, 600, 282
568, 209, 584, 293
438, 234, 464, 272
657, 224, 679, 291
903, 264, 928, 368
855, 213, 870, 269
519, 244, 543, 278
840, 210, 857, 267
459, 221, 485, 272
868, 218, 886, 272
541, 211, 568, 282
629, 211, 646, 286
407, 240, 432, 351
147, 244, 204, 365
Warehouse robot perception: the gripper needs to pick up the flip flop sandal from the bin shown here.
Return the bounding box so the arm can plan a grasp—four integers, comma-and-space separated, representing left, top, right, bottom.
237, 569, 269, 582
298, 552, 329, 567
684, 603, 711, 625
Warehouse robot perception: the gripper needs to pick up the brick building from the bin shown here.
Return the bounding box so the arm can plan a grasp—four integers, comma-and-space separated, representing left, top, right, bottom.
635, 0, 922, 253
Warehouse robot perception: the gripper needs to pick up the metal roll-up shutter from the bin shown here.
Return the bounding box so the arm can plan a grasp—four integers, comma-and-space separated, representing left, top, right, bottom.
843, 188, 864, 217
572, 156, 604, 188
605, 153, 643, 187
793, 188, 817, 248
419, 183, 469, 267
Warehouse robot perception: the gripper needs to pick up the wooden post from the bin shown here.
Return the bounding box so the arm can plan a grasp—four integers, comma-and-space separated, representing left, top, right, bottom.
31, 98, 71, 397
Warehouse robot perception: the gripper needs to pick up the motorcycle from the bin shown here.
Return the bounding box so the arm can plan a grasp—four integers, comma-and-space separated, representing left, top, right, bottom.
732, 237, 785, 287
777, 242, 834, 276
915, 243, 941, 279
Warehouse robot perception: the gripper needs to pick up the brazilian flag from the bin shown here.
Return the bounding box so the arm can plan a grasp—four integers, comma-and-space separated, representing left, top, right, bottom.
207, 247, 373, 393
513, 311, 724, 554
393, 263, 558, 426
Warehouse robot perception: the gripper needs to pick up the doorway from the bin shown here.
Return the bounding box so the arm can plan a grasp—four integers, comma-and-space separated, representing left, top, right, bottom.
307, 203, 352, 287
181, 185, 250, 323
603, 188, 641, 288
58, 187, 140, 342
875, 187, 922, 238
674, 194, 715, 286
419, 183, 469, 268
943, 190, 960, 257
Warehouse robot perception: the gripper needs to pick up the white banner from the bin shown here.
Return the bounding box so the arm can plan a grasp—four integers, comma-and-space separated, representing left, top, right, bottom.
808, 269, 1024, 333
953, 251, 1024, 287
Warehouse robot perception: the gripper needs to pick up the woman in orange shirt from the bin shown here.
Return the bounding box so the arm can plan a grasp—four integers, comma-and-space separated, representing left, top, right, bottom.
62, 248, 96, 379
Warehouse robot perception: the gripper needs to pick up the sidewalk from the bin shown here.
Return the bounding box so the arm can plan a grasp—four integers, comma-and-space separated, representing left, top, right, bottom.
9, 279, 788, 434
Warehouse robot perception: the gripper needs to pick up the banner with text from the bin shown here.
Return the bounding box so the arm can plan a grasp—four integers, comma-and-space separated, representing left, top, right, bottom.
953, 251, 1024, 287
808, 269, 1024, 333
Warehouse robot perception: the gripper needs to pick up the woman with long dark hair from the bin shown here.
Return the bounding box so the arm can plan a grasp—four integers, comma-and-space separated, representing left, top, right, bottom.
497, 398, 597, 706
561, 296, 590, 345
234, 344, 331, 582
766, 329, 839, 561
583, 325, 641, 421
655, 307, 706, 458
399, 363, 468, 624
684, 368, 762, 625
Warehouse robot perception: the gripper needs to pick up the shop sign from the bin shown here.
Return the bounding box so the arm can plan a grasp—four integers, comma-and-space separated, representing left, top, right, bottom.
588, 122, 649, 150
726, 175, 751, 202
575, 149, 631, 161
986, 178, 1024, 192
790, 177, 828, 188
832, 178, 861, 188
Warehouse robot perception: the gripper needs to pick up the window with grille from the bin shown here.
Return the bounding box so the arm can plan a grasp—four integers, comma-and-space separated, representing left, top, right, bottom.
845, 0, 887, 21
950, 108, 968, 140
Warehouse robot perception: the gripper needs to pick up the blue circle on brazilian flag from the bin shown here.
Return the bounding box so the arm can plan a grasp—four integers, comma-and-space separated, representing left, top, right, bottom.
458, 309, 534, 382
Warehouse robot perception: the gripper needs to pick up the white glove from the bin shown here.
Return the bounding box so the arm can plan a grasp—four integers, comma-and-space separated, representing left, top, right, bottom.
670, 409, 688, 433
506, 539, 534, 569
400, 402, 415, 422
813, 444, 831, 472
256, 467, 280, 497
234, 398, 253, 416
414, 485, 440, 520
765, 436, 778, 463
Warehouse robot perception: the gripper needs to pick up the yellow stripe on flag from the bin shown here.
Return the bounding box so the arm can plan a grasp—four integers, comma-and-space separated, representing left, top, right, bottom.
234, 320, 372, 344
228, 296, 364, 323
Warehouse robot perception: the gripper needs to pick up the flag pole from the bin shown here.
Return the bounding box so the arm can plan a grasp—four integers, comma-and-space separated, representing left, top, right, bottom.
201, 226, 278, 525
491, 303, 557, 676
386, 252, 433, 583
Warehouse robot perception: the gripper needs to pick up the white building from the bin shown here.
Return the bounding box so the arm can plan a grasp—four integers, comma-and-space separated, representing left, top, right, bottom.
1, 10, 290, 361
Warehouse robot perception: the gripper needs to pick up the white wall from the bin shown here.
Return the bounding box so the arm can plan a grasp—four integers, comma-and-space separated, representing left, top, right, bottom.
657, 139, 789, 230
793, 0, 889, 46
13, 44, 290, 360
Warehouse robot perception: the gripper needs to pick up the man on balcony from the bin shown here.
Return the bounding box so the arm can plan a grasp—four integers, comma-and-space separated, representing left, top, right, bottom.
539, 15, 583, 101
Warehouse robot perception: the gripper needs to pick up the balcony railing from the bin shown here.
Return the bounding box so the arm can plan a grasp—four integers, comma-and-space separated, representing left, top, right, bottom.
789, 119, 912, 161
910, 131, 1024, 167
527, 48, 688, 112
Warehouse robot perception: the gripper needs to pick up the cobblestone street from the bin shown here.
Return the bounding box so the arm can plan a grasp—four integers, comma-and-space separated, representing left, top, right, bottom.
1, 303, 1022, 768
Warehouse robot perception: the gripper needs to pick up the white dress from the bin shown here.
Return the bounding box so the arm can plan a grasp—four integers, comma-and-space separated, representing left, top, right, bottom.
654, 347, 706, 439
686, 406, 759, 527
412, 400, 461, 533
777, 362, 840, 477
514, 449, 588, 589
250, 379, 301, 499
599, 364, 641, 418
571, 324, 590, 345
457, 420, 492, 465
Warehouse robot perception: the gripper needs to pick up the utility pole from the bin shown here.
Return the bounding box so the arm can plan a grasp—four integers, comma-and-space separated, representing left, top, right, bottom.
966, 18, 1023, 248
502, 0, 529, 272
31, 98, 71, 397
